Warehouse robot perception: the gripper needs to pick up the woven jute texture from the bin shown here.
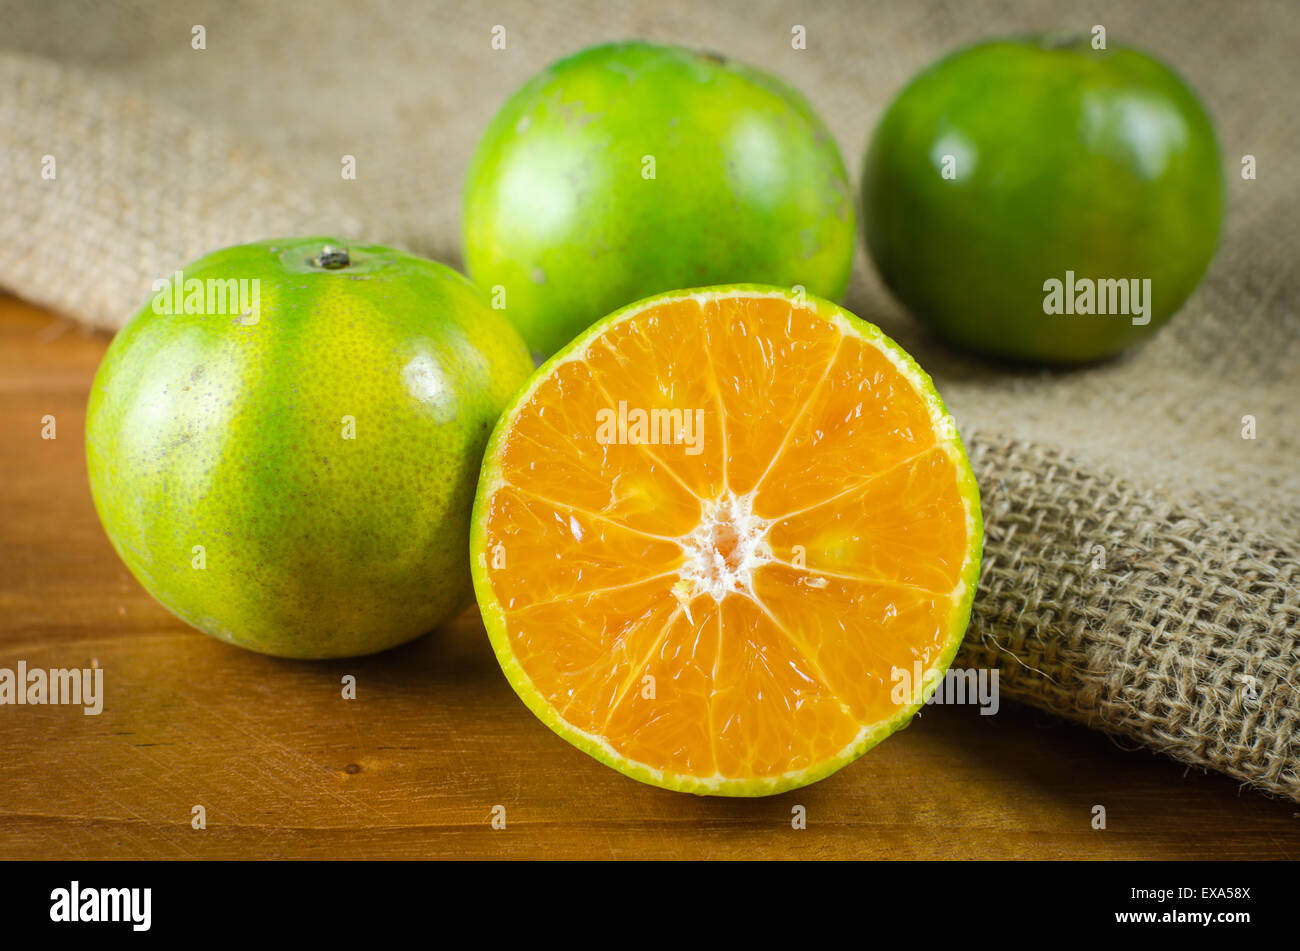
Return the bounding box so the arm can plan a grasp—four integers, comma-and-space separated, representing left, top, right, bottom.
2, 0, 1297, 799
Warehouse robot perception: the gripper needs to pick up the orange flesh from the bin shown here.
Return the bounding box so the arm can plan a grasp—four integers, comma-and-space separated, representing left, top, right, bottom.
482, 294, 973, 781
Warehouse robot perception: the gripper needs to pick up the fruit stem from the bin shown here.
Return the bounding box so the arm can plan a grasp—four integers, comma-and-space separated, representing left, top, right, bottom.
311, 246, 351, 270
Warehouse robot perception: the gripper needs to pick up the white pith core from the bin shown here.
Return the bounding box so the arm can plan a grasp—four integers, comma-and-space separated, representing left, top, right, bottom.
674, 490, 774, 605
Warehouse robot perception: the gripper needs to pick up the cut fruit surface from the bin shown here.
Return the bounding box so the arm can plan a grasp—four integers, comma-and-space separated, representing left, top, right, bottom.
471, 286, 982, 795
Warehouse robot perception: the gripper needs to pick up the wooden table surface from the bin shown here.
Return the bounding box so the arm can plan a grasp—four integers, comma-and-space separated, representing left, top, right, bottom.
1, 293, 1296, 860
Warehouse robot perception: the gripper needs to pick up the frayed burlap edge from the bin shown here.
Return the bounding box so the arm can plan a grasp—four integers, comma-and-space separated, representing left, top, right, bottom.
960, 433, 1300, 800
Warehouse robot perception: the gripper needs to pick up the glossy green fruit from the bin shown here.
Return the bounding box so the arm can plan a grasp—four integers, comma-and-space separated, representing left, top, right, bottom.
463, 41, 856, 356
86, 238, 533, 659
863, 35, 1224, 364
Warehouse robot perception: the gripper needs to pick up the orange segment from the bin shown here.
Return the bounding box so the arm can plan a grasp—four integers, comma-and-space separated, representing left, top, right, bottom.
495, 357, 702, 536
482, 485, 684, 612
583, 299, 727, 500
473, 286, 982, 796
602, 598, 721, 777
766, 446, 971, 592
753, 333, 940, 518
505, 574, 681, 735
711, 595, 863, 778
700, 295, 843, 495
752, 563, 954, 724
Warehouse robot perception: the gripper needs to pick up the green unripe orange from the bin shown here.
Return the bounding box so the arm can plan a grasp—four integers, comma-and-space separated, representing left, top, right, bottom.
86, 237, 533, 659
863, 36, 1224, 364
464, 41, 856, 355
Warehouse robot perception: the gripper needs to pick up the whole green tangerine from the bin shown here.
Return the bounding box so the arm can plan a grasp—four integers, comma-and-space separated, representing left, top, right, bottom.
463, 40, 857, 356
85, 237, 533, 659
862, 35, 1224, 364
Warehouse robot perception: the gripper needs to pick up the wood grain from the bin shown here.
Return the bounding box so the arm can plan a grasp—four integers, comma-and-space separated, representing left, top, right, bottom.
1, 293, 1296, 860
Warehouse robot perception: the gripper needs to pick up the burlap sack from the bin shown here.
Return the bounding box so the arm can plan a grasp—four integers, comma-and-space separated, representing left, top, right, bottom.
2, 0, 1296, 799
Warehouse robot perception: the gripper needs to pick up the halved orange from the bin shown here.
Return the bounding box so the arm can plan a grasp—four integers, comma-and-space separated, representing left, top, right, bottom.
470, 286, 982, 795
